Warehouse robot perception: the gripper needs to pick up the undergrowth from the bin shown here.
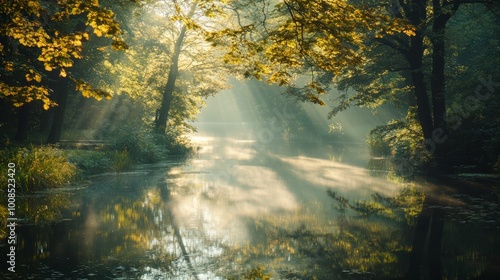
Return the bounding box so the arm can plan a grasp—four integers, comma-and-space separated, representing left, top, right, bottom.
0, 145, 76, 192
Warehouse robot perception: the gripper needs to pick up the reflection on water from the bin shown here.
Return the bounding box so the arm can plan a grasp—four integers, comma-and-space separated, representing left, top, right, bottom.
1, 136, 499, 279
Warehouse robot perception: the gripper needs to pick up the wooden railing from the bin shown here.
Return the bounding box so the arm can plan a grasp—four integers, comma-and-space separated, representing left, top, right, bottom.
58, 140, 109, 150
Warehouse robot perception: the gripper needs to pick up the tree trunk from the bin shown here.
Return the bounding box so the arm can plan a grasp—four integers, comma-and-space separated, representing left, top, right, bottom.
428, 207, 445, 280
46, 78, 70, 144
430, 20, 447, 132
406, 199, 432, 280
155, 25, 187, 134
431, 0, 454, 132
14, 103, 31, 142
46, 21, 86, 144
39, 106, 53, 134
154, 4, 197, 134
403, 1, 434, 140
407, 32, 434, 140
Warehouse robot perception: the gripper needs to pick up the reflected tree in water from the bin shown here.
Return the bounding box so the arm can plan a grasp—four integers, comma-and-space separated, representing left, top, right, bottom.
212, 185, 498, 279
18, 193, 72, 224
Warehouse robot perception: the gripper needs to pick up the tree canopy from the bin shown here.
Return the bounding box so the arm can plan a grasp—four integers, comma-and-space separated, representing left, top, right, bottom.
207, 0, 416, 104
207, 0, 499, 170
1, 0, 498, 173
0, 0, 130, 109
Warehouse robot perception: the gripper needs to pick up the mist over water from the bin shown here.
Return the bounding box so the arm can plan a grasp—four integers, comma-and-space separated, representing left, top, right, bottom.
2, 80, 498, 279
194, 79, 400, 165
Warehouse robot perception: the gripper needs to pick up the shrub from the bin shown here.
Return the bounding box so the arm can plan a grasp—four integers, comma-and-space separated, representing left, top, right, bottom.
66, 150, 113, 175
0, 145, 76, 192
164, 129, 195, 156
367, 131, 392, 157
107, 126, 170, 163
368, 108, 431, 179
111, 149, 133, 172
0, 205, 7, 239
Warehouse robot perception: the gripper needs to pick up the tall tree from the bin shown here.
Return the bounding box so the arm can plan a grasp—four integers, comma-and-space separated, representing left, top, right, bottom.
89, 0, 231, 135
155, 4, 193, 133
0, 0, 130, 142
153, 0, 231, 134
209, 0, 497, 161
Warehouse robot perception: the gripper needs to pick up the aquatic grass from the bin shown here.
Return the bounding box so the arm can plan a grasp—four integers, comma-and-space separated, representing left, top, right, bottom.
66, 149, 135, 174
111, 149, 134, 172
0, 205, 7, 239
0, 145, 76, 192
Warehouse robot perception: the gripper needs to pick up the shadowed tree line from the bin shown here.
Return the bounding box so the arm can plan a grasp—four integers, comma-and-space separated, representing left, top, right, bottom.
1, 0, 499, 176
0, 0, 230, 146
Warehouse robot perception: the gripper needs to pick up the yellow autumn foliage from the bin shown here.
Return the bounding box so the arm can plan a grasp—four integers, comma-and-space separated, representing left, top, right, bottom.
0, 0, 128, 108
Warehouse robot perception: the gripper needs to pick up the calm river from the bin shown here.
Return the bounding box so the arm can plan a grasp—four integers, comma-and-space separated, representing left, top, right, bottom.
1, 129, 499, 279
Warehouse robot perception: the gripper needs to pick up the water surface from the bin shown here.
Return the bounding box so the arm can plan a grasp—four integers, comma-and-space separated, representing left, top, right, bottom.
1, 133, 499, 279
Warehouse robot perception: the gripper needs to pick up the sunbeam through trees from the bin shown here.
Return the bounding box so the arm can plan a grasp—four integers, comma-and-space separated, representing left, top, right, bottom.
1, 0, 499, 279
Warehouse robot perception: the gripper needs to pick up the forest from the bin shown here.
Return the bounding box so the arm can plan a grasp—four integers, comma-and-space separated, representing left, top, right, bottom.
0, 0, 499, 279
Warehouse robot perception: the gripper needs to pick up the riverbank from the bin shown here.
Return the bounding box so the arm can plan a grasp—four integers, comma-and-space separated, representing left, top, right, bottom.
0, 140, 193, 239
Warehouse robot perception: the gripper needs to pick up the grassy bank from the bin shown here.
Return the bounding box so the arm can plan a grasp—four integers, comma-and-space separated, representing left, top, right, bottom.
0, 132, 194, 239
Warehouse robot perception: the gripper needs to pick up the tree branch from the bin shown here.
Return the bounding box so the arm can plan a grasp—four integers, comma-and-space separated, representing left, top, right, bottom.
374, 37, 409, 55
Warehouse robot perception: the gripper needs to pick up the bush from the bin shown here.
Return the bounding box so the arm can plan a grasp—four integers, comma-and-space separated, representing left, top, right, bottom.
66, 150, 113, 175
164, 129, 195, 156
111, 149, 133, 172
65, 125, 193, 175
66, 149, 135, 174
443, 118, 500, 173
0, 145, 76, 192
0, 205, 7, 239
368, 108, 431, 179
107, 126, 170, 163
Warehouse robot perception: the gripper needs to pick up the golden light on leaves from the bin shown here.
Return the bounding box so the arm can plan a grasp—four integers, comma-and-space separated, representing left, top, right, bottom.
74, 79, 113, 100
403, 29, 416, 37
111, 40, 129, 50
0, 82, 55, 109
0, 0, 128, 108
25, 69, 42, 82
3, 62, 14, 72
211, 0, 417, 99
